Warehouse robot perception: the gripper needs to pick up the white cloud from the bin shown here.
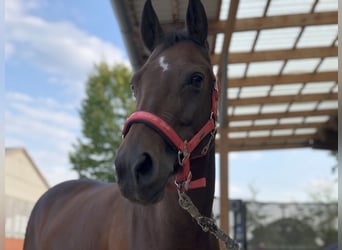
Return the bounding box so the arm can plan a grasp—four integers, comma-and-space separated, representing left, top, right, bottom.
5, 0, 129, 185
5, 43, 15, 60
5, 91, 81, 185
33, 149, 78, 186
305, 178, 337, 202
5, 0, 130, 95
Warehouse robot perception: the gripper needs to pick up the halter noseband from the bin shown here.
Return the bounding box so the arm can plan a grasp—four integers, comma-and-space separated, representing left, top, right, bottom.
122, 80, 219, 192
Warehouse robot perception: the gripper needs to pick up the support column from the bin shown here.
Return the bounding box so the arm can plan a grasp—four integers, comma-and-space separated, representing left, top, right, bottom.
219, 52, 229, 250
219, 136, 229, 250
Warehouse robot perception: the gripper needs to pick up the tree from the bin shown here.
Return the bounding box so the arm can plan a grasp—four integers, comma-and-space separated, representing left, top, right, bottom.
69, 63, 135, 182
249, 218, 319, 249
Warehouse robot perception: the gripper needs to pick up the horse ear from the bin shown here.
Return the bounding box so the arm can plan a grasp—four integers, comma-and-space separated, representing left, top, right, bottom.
186, 0, 208, 46
141, 0, 164, 52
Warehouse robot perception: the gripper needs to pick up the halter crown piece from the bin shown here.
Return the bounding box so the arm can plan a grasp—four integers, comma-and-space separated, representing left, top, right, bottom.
122, 79, 219, 193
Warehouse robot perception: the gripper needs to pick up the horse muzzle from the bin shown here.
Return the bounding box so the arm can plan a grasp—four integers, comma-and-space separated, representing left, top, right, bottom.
115, 123, 176, 204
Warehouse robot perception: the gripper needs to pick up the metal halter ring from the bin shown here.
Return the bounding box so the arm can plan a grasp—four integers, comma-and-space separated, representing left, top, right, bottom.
177, 141, 189, 166
174, 171, 192, 192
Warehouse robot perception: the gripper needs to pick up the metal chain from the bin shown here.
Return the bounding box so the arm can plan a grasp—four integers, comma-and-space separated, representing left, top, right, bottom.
177, 190, 241, 250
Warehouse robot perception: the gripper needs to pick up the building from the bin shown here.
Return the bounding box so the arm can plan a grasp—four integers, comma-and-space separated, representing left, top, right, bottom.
5, 148, 49, 250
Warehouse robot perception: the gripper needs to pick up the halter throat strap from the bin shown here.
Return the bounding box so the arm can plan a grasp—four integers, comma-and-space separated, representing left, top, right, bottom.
121, 80, 219, 192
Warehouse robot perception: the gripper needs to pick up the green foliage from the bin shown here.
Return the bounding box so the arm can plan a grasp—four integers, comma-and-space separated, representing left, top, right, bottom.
247, 202, 338, 249
69, 63, 135, 182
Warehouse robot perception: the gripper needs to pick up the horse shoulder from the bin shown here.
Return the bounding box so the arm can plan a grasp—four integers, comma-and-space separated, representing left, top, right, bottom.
24, 179, 130, 250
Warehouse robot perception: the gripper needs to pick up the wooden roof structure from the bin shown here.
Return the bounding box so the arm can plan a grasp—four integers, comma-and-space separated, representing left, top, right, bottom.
111, 0, 338, 241
111, 0, 337, 152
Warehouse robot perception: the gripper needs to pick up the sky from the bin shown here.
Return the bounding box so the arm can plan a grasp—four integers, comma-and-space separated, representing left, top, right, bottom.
5, 0, 337, 203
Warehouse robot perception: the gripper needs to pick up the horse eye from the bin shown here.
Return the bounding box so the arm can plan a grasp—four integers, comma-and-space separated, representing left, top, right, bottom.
189, 74, 203, 88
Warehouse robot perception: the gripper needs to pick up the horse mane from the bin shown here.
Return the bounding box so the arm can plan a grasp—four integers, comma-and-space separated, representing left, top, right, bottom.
159, 30, 209, 53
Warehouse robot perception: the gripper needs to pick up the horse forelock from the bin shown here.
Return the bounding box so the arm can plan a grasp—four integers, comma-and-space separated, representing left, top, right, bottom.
149, 30, 209, 60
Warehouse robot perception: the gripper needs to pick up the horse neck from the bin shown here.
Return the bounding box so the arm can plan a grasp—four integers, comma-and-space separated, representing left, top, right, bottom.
161, 145, 216, 225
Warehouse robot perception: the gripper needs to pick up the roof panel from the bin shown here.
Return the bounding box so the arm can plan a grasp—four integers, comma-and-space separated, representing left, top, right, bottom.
271, 83, 303, 96
239, 85, 270, 98
113, 0, 338, 151
247, 60, 283, 76
261, 103, 288, 113
305, 116, 330, 123
228, 63, 247, 78
228, 132, 248, 138
296, 24, 338, 48
267, 0, 315, 16
279, 117, 304, 124
301, 81, 335, 94
236, 0, 268, 18
255, 27, 301, 51
214, 33, 225, 53
317, 100, 338, 110
314, 0, 338, 12
230, 31, 257, 52
229, 120, 253, 127
295, 128, 317, 135
234, 105, 261, 115
228, 87, 240, 99
254, 119, 278, 126
282, 58, 321, 74
289, 102, 317, 112
249, 130, 270, 137
272, 129, 293, 136
317, 57, 338, 72
219, 0, 231, 20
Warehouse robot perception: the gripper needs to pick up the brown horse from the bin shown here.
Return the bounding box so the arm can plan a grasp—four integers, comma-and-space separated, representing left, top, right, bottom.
24, 0, 220, 249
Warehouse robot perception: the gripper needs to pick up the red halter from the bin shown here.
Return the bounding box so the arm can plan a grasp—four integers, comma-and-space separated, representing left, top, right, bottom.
122, 80, 219, 192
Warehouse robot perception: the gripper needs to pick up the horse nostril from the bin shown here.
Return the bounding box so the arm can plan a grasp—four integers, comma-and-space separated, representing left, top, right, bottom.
133, 153, 154, 185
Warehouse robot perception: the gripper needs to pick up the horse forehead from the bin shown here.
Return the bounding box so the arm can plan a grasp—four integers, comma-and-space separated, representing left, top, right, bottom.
148, 42, 208, 70
137, 42, 210, 80
163, 42, 207, 63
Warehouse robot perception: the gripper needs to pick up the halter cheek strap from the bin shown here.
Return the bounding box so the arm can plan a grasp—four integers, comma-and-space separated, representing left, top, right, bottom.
121, 80, 219, 192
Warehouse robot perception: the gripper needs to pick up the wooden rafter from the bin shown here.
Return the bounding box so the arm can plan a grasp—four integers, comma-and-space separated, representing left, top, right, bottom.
228, 109, 337, 121
113, 0, 338, 155
229, 93, 337, 106
208, 11, 337, 34
161, 12, 337, 34
227, 122, 331, 132
227, 134, 315, 143
217, 142, 311, 151
211, 46, 337, 64
216, 0, 239, 75
228, 71, 337, 87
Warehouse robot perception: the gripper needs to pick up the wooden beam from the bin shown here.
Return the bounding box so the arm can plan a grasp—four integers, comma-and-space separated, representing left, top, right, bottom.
211, 46, 337, 64
228, 71, 337, 87
228, 109, 337, 121
208, 11, 337, 34
225, 134, 315, 144
218, 1, 239, 245
229, 93, 337, 106
216, 142, 311, 151
219, 134, 228, 249
227, 122, 329, 132
217, 0, 239, 76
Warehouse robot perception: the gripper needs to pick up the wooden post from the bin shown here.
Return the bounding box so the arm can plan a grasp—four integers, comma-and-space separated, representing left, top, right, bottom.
219, 138, 229, 250
216, 2, 239, 248
219, 52, 229, 250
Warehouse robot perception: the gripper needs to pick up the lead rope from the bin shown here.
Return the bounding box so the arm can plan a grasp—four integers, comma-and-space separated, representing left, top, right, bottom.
177, 190, 241, 250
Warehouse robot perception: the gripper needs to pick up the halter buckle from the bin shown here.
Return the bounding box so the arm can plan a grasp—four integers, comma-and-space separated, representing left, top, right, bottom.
175, 171, 192, 192
201, 129, 216, 155
178, 141, 189, 166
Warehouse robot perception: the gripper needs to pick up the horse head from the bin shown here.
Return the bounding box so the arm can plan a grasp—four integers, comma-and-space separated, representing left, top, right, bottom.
115, 0, 216, 205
